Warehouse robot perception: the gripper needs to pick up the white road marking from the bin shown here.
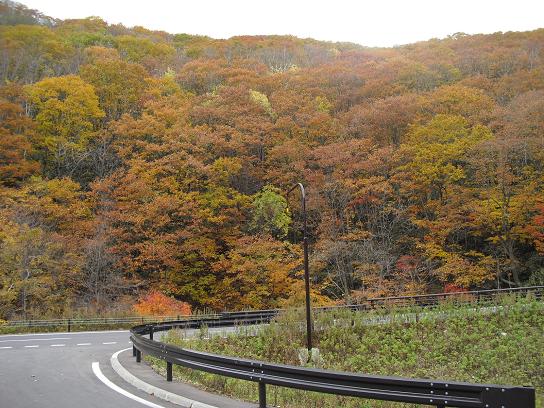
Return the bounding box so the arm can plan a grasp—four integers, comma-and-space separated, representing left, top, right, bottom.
50, 344, 65, 347
0, 337, 70, 343
24, 345, 39, 348
102, 342, 117, 345
77, 343, 91, 346
91, 361, 165, 408
0, 346, 13, 349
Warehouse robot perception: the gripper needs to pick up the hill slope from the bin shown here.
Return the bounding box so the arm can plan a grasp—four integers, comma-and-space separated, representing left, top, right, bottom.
0, 0, 543, 318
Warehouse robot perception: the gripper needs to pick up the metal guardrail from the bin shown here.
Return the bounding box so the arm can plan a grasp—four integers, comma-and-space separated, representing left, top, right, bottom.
130, 288, 540, 408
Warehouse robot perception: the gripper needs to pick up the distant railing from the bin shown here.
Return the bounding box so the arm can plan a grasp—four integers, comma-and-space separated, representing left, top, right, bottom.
1, 314, 212, 332
3, 285, 542, 332
339, 285, 544, 309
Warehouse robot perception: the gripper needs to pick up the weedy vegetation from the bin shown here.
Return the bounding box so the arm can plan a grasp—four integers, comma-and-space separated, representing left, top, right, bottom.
148, 294, 543, 408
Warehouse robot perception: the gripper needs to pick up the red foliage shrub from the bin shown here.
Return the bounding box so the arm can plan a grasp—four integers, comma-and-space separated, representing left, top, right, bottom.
133, 291, 191, 316
443, 283, 466, 293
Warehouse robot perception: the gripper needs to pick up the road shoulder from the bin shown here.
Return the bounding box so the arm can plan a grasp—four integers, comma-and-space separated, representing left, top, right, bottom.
113, 348, 255, 408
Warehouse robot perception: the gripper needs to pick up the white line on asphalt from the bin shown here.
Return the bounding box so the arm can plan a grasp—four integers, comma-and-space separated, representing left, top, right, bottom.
102, 342, 117, 345
77, 343, 91, 346
50, 344, 65, 347
0, 346, 13, 349
91, 361, 165, 408
110, 348, 208, 408
24, 345, 39, 348
0, 337, 70, 343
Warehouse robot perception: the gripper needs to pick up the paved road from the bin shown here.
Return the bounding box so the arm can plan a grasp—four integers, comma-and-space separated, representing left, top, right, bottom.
0, 330, 182, 408
0, 326, 260, 408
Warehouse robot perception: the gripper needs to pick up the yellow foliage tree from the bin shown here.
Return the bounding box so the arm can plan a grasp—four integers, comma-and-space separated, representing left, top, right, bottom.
25, 75, 104, 176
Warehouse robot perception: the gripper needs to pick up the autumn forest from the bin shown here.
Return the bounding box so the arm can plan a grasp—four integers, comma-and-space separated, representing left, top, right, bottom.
1, 1, 543, 319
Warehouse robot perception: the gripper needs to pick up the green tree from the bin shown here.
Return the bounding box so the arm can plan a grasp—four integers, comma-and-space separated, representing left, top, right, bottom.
250, 185, 291, 239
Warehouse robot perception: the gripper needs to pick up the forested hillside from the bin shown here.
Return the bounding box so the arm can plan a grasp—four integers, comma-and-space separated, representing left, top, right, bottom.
1, 1, 543, 319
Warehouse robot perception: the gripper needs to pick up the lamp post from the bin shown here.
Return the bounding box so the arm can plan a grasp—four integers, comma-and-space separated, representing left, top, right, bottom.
287, 183, 313, 352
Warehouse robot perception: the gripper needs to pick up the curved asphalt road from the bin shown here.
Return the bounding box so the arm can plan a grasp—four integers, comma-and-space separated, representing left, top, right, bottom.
0, 330, 181, 408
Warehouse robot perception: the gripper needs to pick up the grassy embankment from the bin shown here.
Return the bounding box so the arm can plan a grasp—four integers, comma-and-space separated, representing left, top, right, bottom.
148, 295, 543, 408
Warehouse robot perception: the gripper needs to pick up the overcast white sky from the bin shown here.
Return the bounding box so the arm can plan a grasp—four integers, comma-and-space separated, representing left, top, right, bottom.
19, 0, 544, 47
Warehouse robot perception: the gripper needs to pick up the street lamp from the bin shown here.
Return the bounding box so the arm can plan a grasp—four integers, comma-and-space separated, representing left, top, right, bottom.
286, 183, 313, 352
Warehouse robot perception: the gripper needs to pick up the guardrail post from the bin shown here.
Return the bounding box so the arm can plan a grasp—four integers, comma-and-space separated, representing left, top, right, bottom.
166, 362, 172, 381
136, 349, 141, 363
132, 345, 136, 357
67, 318, 71, 332
149, 326, 153, 340
258, 382, 266, 408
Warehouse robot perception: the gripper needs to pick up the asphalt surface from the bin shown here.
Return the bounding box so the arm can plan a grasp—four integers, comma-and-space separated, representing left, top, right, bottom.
0, 330, 183, 408
0, 326, 261, 408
